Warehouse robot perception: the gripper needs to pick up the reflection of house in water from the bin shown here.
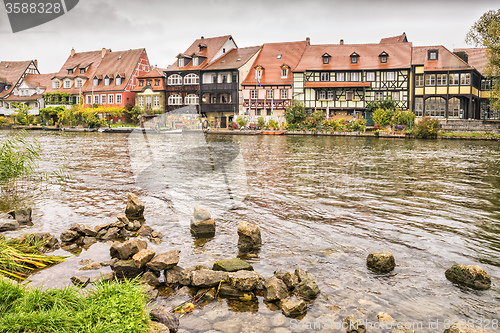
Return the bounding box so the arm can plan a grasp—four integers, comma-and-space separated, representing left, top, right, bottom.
141, 105, 201, 130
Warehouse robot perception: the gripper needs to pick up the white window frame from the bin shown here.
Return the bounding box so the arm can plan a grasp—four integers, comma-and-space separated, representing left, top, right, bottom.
168, 74, 182, 85
416, 75, 424, 87
104, 78, 110, 86
138, 96, 144, 107
178, 58, 184, 67
437, 74, 447, 86
327, 90, 335, 100
318, 90, 326, 100
93, 78, 99, 86
109, 94, 114, 104
251, 90, 257, 99
116, 77, 122, 85
154, 95, 160, 107
146, 96, 152, 107
184, 73, 199, 85
75, 79, 83, 89
392, 91, 400, 101
52, 80, 60, 89
337, 72, 345, 81
386, 72, 395, 81
94, 95, 99, 104
101, 94, 107, 105
267, 89, 273, 99
351, 72, 359, 82
63, 80, 71, 89
460, 73, 470, 85
192, 57, 198, 66
281, 89, 287, 99
320, 72, 330, 81
168, 94, 182, 105
86, 95, 92, 104
116, 94, 122, 104
185, 94, 199, 105
255, 69, 262, 79
281, 68, 288, 78
366, 72, 375, 82
449, 74, 459, 85
375, 92, 384, 101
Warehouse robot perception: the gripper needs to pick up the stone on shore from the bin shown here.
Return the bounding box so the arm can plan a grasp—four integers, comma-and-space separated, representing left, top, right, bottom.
229, 270, 260, 291
91, 272, 115, 284
149, 321, 171, 333
445, 264, 491, 290
125, 193, 145, 220
111, 259, 145, 278
190, 218, 215, 237
378, 312, 397, 327
12, 208, 32, 225
137, 225, 154, 237
237, 221, 262, 252
213, 258, 253, 272
70, 275, 90, 287
218, 283, 255, 299
133, 249, 156, 269
110, 239, 147, 260
146, 250, 180, 271
165, 266, 184, 285
150, 305, 179, 333
139, 271, 161, 287
60, 229, 79, 242
367, 252, 396, 273
342, 315, 366, 333
0, 219, 20, 232
81, 225, 97, 237
295, 279, 320, 299
279, 296, 307, 317
117, 214, 130, 225
78, 262, 102, 271
190, 270, 228, 288
263, 277, 288, 302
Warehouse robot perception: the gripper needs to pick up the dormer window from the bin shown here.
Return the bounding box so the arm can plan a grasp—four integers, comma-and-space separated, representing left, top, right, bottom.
75, 79, 83, 88
80, 68, 86, 74
93, 78, 99, 86
281, 68, 288, 78
155, 79, 160, 86
322, 53, 331, 64
193, 57, 199, 66
116, 76, 122, 85
139, 80, 144, 87
146, 79, 152, 86
350, 52, 359, 64
52, 80, 60, 89
428, 49, 438, 61
379, 52, 388, 64
63, 79, 71, 89
255, 66, 264, 79
104, 77, 110, 86
178, 58, 184, 67
68, 69, 73, 75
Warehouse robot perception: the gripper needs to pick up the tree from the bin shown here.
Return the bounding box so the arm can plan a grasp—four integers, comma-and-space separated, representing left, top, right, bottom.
10, 102, 32, 125
284, 100, 306, 125
466, 10, 500, 111
365, 96, 398, 113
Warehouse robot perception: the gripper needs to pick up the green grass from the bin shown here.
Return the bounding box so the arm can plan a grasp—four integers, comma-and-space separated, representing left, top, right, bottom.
0, 131, 41, 187
439, 131, 500, 138
0, 278, 151, 333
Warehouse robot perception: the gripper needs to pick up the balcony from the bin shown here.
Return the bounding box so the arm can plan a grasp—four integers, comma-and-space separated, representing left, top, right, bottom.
244, 99, 290, 110
201, 82, 238, 92
201, 103, 236, 113
166, 85, 199, 92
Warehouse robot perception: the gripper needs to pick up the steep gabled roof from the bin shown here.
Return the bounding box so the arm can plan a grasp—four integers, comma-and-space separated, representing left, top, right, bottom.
242, 40, 308, 86
23, 73, 55, 90
132, 68, 166, 92
204, 46, 262, 71
166, 35, 236, 71
0, 61, 33, 98
294, 43, 412, 71
412, 45, 473, 71
380, 33, 408, 44
453, 47, 488, 75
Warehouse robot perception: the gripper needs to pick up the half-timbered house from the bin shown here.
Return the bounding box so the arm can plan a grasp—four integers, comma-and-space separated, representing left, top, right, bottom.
293, 42, 412, 124
0, 60, 39, 115
164, 35, 238, 114
3, 73, 53, 116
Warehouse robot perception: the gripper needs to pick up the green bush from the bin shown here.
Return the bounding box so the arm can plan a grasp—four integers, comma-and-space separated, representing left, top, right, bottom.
348, 119, 367, 132
372, 108, 393, 126
0, 117, 7, 126
284, 100, 306, 125
393, 110, 416, 128
414, 117, 440, 138
268, 119, 279, 130
236, 116, 247, 128
257, 117, 266, 129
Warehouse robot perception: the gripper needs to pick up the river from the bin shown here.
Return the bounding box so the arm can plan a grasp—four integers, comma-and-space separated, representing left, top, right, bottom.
1, 130, 499, 332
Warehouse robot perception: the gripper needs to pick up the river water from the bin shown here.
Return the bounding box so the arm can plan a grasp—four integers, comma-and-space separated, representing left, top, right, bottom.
1, 130, 499, 332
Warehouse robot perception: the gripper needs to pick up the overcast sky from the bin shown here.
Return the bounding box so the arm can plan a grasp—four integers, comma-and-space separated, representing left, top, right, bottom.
0, 0, 498, 74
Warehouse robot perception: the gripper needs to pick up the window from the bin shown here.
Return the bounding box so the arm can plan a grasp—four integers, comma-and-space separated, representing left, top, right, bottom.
255, 69, 262, 79
415, 75, 424, 87
139, 80, 144, 87
437, 74, 447, 86
220, 93, 231, 103
184, 73, 199, 85
86, 95, 92, 104
448, 97, 461, 118
116, 94, 122, 104
155, 79, 160, 86
68, 69, 73, 75
351, 72, 359, 82
428, 50, 438, 61
192, 57, 198, 66
460, 73, 470, 85
94, 95, 99, 104
481, 79, 492, 90
185, 94, 199, 105
104, 78, 110, 86
221, 75, 228, 83
256, 109, 261, 116
146, 96, 152, 108
380, 55, 387, 63
346, 92, 353, 101
154, 95, 159, 107
386, 72, 395, 81
425, 97, 446, 117
93, 78, 99, 86
267, 108, 272, 116
392, 91, 400, 101
425, 74, 436, 86
80, 68, 86, 74
281, 89, 287, 99
143, 65, 146, 71
75, 79, 83, 89
320, 72, 330, 81
168, 94, 182, 105
448, 74, 459, 85
146, 80, 152, 86
375, 92, 384, 101
168, 74, 182, 85
327, 91, 335, 100
366, 72, 375, 82
415, 97, 423, 117
351, 55, 358, 64
337, 72, 345, 81
116, 77, 122, 85
101, 94, 107, 104
109, 94, 114, 104
138, 96, 144, 107
322, 54, 331, 64
53, 80, 60, 89
267, 89, 273, 99
318, 90, 326, 99
251, 90, 257, 99
281, 68, 288, 78
178, 58, 184, 67
64, 80, 71, 89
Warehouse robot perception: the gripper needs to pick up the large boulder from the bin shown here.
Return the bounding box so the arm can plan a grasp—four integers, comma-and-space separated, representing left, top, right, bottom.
132, 249, 156, 269
445, 264, 491, 290
111, 259, 145, 278
193, 206, 211, 221
237, 221, 262, 252
150, 305, 179, 333
295, 279, 320, 299
165, 266, 184, 285
146, 250, 180, 271
275, 271, 299, 290
190, 218, 215, 237
213, 258, 253, 272
367, 252, 396, 273
110, 239, 147, 260
0, 219, 20, 232
60, 229, 80, 243
190, 270, 228, 288
12, 208, 32, 225
138, 271, 161, 287
229, 270, 260, 291
125, 193, 145, 220
279, 296, 307, 317
263, 277, 288, 302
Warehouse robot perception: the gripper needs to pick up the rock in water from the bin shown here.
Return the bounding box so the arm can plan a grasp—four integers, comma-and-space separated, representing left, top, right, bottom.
0, 219, 20, 232
146, 250, 180, 271
150, 305, 179, 333
212, 258, 253, 272
193, 206, 211, 221
263, 277, 288, 302
190, 270, 228, 288
295, 279, 320, 299
111, 259, 145, 278
132, 249, 156, 269
125, 193, 144, 219
279, 296, 307, 317
13, 208, 32, 225
237, 221, 262, 252
70, 275, 90, 287
110, 239, 147, 260
445, 264, 491, 290
229, 270, 260, 291
342, 315, 366, 333
190, 218, 215, 237
367, 252, 396, 273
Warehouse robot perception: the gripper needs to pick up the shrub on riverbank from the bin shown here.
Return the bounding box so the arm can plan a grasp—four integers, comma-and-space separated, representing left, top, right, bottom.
0, 131, 41, 186
414, 117, 440, 138
0, 278, 151, 332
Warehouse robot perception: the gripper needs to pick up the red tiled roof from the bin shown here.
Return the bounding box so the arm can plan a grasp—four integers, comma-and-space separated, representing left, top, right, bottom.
380, 33, 408, 44
167, 35, 236, 71
204, 46, 262, 71
453, 48, 488, 75
242, 41, 308, 86
90, 48, 145, 92
0, 61, 33, 98
412, 45, 473, 71
24, 73, 55, 90
4, 93, 44, 101
294, 43, 412, 72
305, 82, 371, 88
139, 68, 165, 78
133, 69, 166, 92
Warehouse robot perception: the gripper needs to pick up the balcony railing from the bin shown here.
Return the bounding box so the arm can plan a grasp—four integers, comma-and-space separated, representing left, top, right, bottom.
244, 99, 290, 110
201, 103, 236, 113
166, 85, 199, 92
200, 82, 237, 92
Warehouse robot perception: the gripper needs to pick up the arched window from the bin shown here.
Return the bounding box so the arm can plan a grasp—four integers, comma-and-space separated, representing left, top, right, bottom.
448, 97, 461, 118
219, 93, 231, 103
168, 74, 182, 85
184, 73, 199, 85
425, 97, 446, 118
168, 94, 182, 105
185, 94, 199, 105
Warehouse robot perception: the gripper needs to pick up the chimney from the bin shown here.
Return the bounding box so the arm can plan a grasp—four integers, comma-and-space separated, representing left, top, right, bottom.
340, 39, 344, 45
70, 48, 75, 57
201, 36, 204, 39
101, 48, 107, 59
306, 37, 310, 45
